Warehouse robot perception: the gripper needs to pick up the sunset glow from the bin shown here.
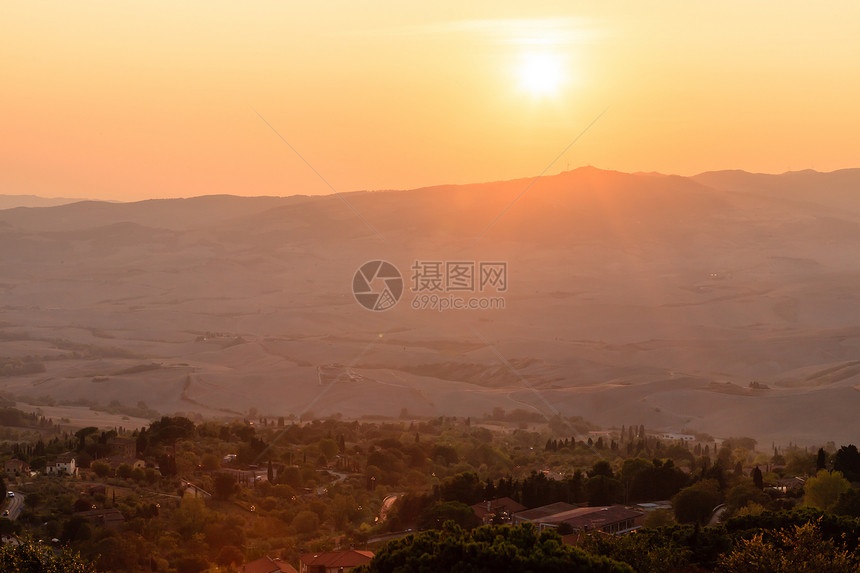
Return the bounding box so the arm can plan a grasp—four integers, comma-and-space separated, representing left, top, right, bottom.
518, 50, 566, 97
2, 3, 860, 200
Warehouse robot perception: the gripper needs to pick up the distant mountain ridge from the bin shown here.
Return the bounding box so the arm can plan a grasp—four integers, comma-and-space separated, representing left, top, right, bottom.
2, 166, 860, 445
0, 194, 89, 210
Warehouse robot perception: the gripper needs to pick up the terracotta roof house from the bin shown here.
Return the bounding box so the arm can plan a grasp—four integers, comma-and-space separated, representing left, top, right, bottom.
108, 436, 137, 458
298, 550, 374, 573
471, 497, 527, 524
4, 458, 30, 475
45, 452, 77, 476
773, 476, 806, 493
515, 503, 643, 535
239, 556, 299, 573
104, 456, 146, 471
512, 502, 578, 524
550, 506, 643, 534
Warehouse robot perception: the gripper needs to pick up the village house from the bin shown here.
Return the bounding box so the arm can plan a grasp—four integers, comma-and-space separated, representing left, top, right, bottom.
514, 503, 643, 535
103, 455, 146, 473
239, 556, 299, 573
470, 496, 527, 524
511, 502, 578, 525
4, 458, 30, 475
107, 436, 137, 458
298, 550, 374, 573
660, 433, 696, 442
772, 476, 806, 493
45, 452, 77, 476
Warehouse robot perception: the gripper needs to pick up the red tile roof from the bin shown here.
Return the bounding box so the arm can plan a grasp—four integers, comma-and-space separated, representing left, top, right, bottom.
471, 497, 527, 519
239, 556, 298, 573
299, 550, 374, 568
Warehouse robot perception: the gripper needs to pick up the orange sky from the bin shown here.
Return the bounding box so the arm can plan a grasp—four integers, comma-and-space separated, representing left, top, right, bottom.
3, 2, 859, 201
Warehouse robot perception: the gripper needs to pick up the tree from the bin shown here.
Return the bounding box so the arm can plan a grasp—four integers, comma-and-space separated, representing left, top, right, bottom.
418, 501, 481, 530
672, 479, 723, 525
175, 555, 209, 573
833, 488, 860, 517
816, 448, 827, 471
24, 492, 43, 510
725, 483, 770, 514
91, 461, 110, 478
292, 510, 320, 534
213, 473, 238, 501
116, 463, 132, 479
0, 538, 97, 572
642, 509, 674, 528
718, 521, 860, 573
832, 444, 860, 482
804, 469, 851, 511
353, 522, 633, 573
436, 472, 484, 505
0, 518, 22, 538
586, 475, 623, 506
200, 453, 220, 471
752, 466, 764, 490
216, 545, 244, 567
74, 427, 99, 451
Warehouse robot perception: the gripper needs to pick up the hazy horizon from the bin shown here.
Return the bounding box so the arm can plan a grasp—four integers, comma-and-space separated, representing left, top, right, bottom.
4, 2, 860, 201
3, 164, 859, 204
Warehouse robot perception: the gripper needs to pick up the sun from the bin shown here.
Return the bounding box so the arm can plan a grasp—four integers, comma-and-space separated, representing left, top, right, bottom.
518, 50, 566, 97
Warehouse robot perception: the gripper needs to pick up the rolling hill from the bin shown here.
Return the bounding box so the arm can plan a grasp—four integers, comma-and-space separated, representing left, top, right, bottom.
1, 166, 859, 445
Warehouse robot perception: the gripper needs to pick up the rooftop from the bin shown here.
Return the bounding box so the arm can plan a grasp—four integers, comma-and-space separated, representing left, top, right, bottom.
299, 550, 374, 568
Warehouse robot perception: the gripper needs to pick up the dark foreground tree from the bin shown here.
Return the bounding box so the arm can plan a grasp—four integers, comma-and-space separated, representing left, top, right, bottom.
0, 537, 97, 572
353, 522, 632, 573
672, 479, 723, 525
718, 521, 860, 573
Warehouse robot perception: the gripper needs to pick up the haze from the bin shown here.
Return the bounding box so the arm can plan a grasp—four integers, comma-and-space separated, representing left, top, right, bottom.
3, 2, 860, 201
2, 4, 860, 447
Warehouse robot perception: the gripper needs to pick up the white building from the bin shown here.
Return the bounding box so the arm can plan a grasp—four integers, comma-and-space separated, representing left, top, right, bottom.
45, 452, 77, 476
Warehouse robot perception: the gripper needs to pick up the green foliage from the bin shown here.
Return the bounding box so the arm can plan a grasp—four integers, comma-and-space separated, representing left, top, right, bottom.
641, 508, 675, 528
672, 479, 723, 524
90, 461, 110, 478
581, 529, 693, 573
805, 470, 851, 511
418, 501, 480, 530
834, 488, 860, 518
355, 522, 633, 573
292, 510, 320, 534
622, 457, 693, 503
717, 521, 860, 573
0, 406, 41, 426
586, 475, 623, 506
436, 472, 485, 505
833, 445, 860, 483
0, 538, 97, 572
725, 481, 771, 514
116, 463, 133, 479
724, 507, 860, 548
213, 472, 238, 500
0, 357, 46, 377
147, 416, 195, 446
0, 517, 23, 537
583, 524, 732, 571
